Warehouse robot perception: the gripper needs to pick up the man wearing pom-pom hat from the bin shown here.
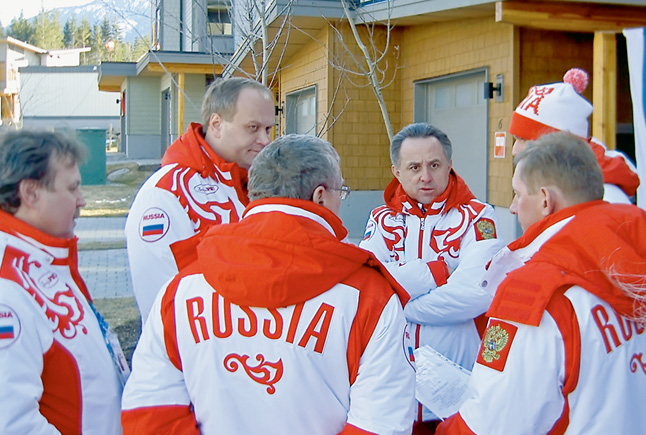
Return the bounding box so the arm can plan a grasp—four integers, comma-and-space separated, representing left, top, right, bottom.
509, 68, 640, 204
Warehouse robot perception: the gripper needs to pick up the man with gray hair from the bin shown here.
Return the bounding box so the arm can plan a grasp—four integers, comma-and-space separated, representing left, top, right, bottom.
0, 130, 126, 433
126, 77, 275, 323
359, 122, 505, 430
437, 132, 646, 434
122, 134, 415, 434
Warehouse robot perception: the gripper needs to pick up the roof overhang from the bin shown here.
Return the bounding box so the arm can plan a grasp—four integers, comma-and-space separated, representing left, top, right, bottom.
97, 51, 228, 92
98, 62, 137, 92
495, 0, 646, 33
356, 0, 495, 26
225, 0, 498, 80
225, 0, 646, 82
1, 36, 47, 54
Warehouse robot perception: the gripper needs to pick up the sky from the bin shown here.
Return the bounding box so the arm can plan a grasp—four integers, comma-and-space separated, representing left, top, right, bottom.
1, 0, 94, 28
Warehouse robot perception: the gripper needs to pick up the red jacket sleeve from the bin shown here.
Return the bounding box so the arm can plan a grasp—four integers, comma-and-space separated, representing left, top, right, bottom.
589, 140, 640, 197
122, 405, 199, 435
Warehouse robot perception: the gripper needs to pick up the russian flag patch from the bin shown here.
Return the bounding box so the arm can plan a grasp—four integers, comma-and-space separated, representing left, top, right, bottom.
139, 207, 170, 242
0, 304, 21, 348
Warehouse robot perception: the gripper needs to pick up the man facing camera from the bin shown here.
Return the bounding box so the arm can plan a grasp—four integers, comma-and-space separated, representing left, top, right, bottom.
437, 132, 646, 434
359, 122, 505, 429
122, 134, 416, 435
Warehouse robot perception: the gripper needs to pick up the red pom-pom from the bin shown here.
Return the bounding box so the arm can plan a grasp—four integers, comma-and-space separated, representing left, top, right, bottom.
563, 68, 588, 94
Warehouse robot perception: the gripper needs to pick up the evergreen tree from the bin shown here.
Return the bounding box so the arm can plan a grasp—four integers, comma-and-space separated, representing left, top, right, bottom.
91, 23, 105, 63
33, 9, 63, 49
132, 36, 151, 60
76, 18, 92, 48
101, 16, 114, 42
63, 16, 78, 47
7, 12, 35, 44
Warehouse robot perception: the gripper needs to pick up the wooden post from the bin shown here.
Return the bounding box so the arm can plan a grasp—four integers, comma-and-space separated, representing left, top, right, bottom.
592, 32, 617, 149
178, 72, 185, 134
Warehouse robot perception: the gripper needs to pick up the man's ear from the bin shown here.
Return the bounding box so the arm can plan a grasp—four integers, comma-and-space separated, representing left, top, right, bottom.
391, 165, 400, 180
17, 179, 40, 208
208, 113, 222, 138
539, 186, 559, 217
311, 185, 326, 206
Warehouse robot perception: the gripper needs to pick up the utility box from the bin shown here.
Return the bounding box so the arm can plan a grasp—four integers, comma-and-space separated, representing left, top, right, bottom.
76, 128, 107, 185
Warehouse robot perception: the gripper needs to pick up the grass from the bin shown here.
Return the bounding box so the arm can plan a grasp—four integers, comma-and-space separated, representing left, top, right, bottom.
81, 161, 157, 217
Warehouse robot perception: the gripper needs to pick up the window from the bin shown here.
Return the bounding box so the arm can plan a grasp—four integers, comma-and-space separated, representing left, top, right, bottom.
207, 1, 232, 36
285, 87, 317, 135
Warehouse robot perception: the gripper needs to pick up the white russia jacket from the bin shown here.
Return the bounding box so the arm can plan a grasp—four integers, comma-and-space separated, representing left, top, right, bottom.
125, 123, 249, 323
122, 199, 416, 435
0, 210, 123, 434
437, 201, 646, 434
359, 172, 505, 422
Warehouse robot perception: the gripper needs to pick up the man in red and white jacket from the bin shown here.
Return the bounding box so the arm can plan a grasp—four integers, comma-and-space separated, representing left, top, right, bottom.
359, 123, 505, 427
122, 135, 416, 434
437, 132, 646, 434
125, 77, 275, 323
0, 130, 125, 434
509, 67, 640, 204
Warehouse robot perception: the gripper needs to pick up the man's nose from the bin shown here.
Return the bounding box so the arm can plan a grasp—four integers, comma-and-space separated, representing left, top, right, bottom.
258, 128, 272, 145
420, 166, 432, 182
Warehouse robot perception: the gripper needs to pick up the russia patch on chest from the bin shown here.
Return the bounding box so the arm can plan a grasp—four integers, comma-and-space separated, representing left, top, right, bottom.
474, 217, 497, 241
0, 304, 21, 348
477, 319, 517, 372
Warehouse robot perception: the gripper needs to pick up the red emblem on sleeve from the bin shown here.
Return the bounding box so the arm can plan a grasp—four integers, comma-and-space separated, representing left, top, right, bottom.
474, 217, 497, 241
476, 319, 517, 372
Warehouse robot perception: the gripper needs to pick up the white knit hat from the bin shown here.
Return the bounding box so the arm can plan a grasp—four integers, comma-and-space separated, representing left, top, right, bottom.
509, 68, 592, 140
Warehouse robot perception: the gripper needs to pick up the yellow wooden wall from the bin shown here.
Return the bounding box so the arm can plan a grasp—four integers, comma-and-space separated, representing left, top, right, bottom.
398, 17, 517, 206
519, 29, 594, 108
279, 24, 400, 191
277, 16, 621, 208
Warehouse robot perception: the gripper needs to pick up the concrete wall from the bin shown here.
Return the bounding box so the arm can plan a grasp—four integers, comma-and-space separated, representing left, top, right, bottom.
181, 73, 207, 128
125, 76, 162, 158
22, 117, 120, 133
20, 70, 120, 118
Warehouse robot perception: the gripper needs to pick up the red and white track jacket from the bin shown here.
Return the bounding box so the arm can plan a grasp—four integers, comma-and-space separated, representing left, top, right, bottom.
122, 199, 416, 435
588, 138, 640, 204
437, 201, 646, 434
359, 172, 505, 422
125, 123, 249, 323
0, 211, 123, 434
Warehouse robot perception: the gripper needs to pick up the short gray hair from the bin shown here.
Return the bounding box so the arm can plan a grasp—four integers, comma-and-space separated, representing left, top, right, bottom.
201, 77, 273, 128
0, 129, 86, 214
514, 131, 603, 203
390, 122, 452, 167
249, 134, 342, 201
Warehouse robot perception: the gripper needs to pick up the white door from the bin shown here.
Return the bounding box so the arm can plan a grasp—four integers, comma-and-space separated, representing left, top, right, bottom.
415, 70, 488, 201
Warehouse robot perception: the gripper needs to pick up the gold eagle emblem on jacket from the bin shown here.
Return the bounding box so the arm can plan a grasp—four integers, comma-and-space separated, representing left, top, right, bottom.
481, 325, 509, 363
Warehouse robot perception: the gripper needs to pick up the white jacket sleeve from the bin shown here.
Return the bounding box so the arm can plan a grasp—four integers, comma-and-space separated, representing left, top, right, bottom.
125, 172, 196, 323
0, 286, 62, 435
404, 206, 505, 325
457, 315, 566, 434
359, 212, 438, 300
122, 290, 192, 412
346, 294, 416, 435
